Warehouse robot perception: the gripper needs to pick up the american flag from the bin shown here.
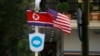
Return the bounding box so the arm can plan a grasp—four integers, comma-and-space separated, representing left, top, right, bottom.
47, 9, 71, 34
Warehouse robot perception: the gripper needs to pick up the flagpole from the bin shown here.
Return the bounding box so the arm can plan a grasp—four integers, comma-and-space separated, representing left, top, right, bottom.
34, 0, 41, 56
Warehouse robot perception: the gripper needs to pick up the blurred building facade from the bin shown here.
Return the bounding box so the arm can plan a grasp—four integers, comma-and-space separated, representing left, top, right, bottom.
32, 0, 100, 56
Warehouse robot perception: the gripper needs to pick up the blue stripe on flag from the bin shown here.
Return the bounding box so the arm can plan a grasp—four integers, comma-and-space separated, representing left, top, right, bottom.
28, 23, 53, 27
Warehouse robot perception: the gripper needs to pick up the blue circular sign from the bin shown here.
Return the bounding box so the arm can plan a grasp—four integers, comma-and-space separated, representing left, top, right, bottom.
31, 36, 42, 48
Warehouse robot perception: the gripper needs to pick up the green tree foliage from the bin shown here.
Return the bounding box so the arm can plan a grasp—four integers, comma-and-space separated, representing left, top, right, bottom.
0, 0, 32, 56
56, 3, 62, 12
56, 2, 69, 13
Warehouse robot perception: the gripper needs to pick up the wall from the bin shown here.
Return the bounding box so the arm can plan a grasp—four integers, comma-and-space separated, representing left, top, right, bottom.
63, 29, 81, 51
63, 29, 100, 52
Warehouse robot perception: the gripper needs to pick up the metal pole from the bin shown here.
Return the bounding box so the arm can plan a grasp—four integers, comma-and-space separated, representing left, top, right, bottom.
35, 52, 38, 56
82, 0, 89, 56
34, 0, 41, 56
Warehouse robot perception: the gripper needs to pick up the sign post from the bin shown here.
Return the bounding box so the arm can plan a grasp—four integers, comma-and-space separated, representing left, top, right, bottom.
35, 52, 38, 56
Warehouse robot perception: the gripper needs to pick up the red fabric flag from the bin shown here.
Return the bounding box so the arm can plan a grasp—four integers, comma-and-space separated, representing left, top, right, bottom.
48, 9, 71, 34
26, 10, 53, 27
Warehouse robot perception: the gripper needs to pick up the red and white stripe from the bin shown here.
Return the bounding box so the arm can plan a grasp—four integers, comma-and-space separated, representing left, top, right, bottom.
53, 13, 71, 34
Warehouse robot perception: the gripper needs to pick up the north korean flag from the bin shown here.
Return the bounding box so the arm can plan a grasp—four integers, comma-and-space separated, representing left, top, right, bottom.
26, 10, 53, 27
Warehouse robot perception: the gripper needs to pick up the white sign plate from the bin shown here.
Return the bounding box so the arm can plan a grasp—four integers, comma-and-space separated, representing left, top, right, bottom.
29, 32, 45, 52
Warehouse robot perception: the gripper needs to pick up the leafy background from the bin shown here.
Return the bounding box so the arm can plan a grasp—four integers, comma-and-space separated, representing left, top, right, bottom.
0, 0, 34, 56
